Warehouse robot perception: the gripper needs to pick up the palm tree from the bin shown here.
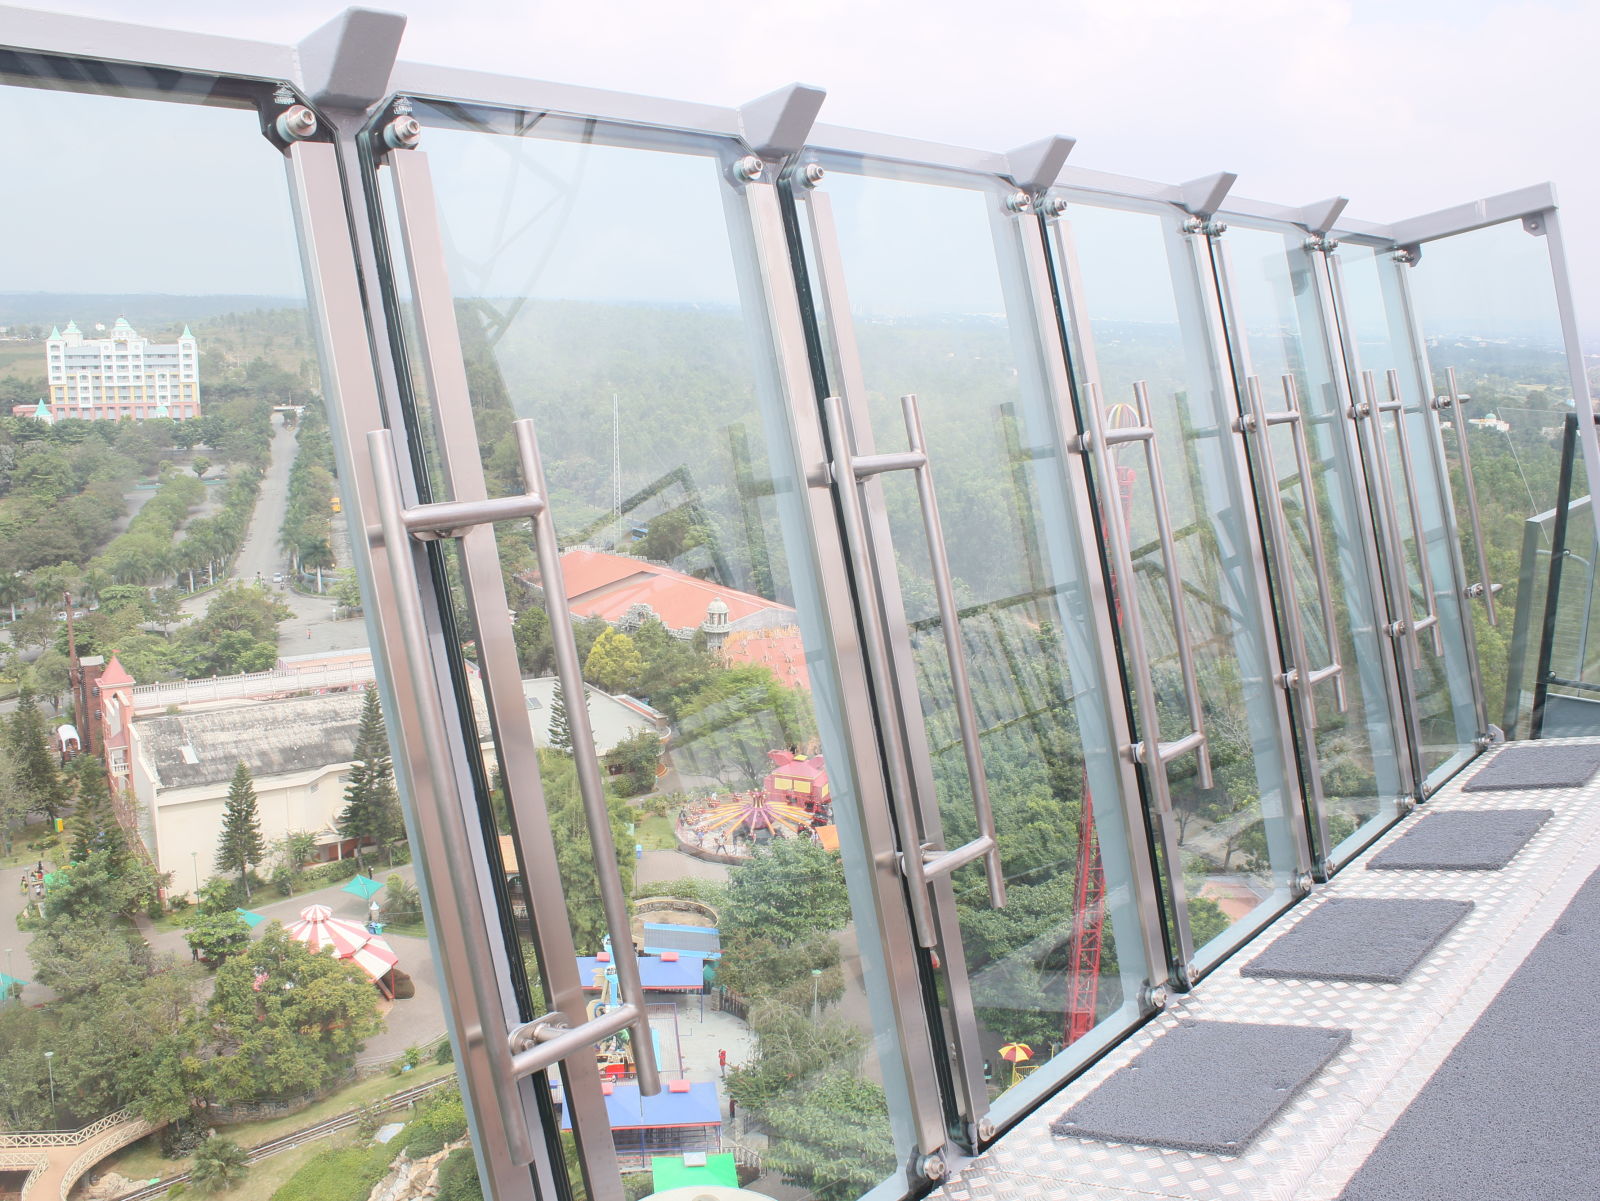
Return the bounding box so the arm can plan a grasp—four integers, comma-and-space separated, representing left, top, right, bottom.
190, 1137, 249, 1194
0, 573, 23, 622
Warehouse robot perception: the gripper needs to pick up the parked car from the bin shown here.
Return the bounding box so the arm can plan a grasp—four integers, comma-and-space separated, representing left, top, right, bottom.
272, 572, 284, 583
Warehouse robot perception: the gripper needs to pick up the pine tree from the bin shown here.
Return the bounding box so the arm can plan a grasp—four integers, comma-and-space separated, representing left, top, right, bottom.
69, 758, 125, 867
549, 680, 574, 753
338, 687, 405, 863
8, 682, 68, 820
216, 761, 265, 898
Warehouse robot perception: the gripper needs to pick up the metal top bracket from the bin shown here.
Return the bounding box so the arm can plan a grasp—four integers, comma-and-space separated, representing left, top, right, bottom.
1005, 134, 1077, 195
1295, 195, 1350, 236
295, 6, 406, 113
1175, 171, 1238, 220
738, 82, 826, 161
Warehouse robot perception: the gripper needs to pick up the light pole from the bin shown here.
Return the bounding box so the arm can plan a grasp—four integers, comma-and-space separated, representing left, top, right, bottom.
810, 967, 823, 1020
43, 1050, 55, 1126
4, 947, 12, 1003
191, 850, 199, 896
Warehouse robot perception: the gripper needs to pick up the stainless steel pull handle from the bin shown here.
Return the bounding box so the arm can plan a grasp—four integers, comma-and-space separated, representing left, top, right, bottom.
510, 418, 661, 1098
1381, 370, 1445, 657
1358, 371, 1424, 671
366, 421, 660, 1110
1083, 381, 1214, 788
1241, 375, 1347, 721
1434, 365, 1498, 625
1279, 375, 1349, 711
825, 393, 1005, 941
366, 427, 539, 1165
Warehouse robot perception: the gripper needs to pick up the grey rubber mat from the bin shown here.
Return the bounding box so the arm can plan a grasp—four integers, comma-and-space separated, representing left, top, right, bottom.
1366, 809, 1551, 872
1241, 898, 1473, 984
1339, 863, 1600, 1200
1052, 1021, 1350, 1155
1462, 743, 1600, 791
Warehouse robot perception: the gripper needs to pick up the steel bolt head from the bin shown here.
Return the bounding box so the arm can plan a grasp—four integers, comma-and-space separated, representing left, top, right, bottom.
1145, 984, 1168, 1010
802, 162, 825, 187
382, 116, 423, 150
734, 154, 765, 182
275, 105, 317, 142
920, 1154, 946, 1180
1005, 189, 1032, 214
1044, 196, 1069, 217
975, 1118, 996, 1142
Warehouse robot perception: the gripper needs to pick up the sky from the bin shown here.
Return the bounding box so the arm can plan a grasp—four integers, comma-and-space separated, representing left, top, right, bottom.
13, 0, 1600, 345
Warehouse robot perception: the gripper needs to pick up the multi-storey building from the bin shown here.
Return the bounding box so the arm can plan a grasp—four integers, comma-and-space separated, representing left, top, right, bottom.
17, 316, 201, 422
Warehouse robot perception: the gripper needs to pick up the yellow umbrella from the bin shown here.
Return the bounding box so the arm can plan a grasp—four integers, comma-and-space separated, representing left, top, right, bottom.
998, 1042, 1033, 1086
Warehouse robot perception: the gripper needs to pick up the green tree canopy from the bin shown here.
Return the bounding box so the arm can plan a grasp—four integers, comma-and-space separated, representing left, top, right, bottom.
583, 626, 643, 694
722, 837, 851, 947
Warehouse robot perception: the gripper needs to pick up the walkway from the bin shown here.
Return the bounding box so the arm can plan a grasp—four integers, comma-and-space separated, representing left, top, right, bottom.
938, 737, 1600, 1201
0, 1110, 157, 1201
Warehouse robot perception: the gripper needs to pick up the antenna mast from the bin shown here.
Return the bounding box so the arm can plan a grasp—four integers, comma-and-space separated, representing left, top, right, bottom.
612, 393, 622, 545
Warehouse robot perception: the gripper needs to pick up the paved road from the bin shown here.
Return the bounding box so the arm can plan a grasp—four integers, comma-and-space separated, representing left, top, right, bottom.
178, 415, 366, 659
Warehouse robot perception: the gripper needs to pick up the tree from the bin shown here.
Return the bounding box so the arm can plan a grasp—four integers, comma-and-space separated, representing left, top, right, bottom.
338, 687, 405, 863
69, 759, 125, 867
548, 679, 575, 753
190, 1136, 249, 1194
538, 749, 633, 950
760, 1071, 895, 1201
601, 728, 661, 796
583, 626, 642, 694
191, 455, 211, 479
333, 568, 363, 614
184, 911, 251, 963
204, 926, 382, 1104
215, 762, 265, 898
723, 837, 851, 947
8, 681, 68, 820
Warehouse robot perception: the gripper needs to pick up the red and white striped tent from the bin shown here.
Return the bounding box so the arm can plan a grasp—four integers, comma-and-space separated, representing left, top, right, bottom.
285, 903, 400, 998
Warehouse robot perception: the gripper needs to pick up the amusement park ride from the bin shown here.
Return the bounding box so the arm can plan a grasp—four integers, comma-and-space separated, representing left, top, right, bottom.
588, 935, 662, 1080
1063, 398, 1141, 1046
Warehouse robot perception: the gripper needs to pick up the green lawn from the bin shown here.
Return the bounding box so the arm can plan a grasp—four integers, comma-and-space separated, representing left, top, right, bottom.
633, 813, 677, 851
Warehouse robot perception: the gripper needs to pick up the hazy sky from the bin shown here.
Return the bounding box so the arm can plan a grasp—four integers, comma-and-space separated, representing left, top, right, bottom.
13, 0, 1600, 345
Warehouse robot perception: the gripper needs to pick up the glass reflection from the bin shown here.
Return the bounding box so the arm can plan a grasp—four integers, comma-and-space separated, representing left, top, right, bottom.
394, 107, 915, 1200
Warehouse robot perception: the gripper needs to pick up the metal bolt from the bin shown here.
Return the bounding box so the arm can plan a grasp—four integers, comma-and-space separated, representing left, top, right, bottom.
734, 155, 765, 183
1043, 196, 1069, 217
383, 116, 423, 150
975, 1118, 995, 1142
1143, 984, 1168, 1011
919, 1154, 946, 1181
274, 105, 317, 142
1294, 871, 1315, 896
1005, 190, 1032, 214
1393, 247, 1419, 266
1182, 216, 1206, 235
801, 162, 825, 188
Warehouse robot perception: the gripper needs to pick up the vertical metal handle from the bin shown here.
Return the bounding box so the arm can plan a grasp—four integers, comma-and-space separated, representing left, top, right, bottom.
1241, 375, 1347, 717
824, 393, 1005, 938
1083, 381, 1214, 788
365, 422, 660, 1103
513, 418, 661, 1098
1358, 370, 1424, 670
366, 427, 540, 1165
1382, 369, 1445, 656
1436, 366, 1499, 625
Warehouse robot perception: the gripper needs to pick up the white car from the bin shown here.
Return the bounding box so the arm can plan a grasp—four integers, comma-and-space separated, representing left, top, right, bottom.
272, 572, 284, 583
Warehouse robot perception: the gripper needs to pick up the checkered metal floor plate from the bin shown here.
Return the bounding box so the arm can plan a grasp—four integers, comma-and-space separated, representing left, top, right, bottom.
934, 738, 1600, 1201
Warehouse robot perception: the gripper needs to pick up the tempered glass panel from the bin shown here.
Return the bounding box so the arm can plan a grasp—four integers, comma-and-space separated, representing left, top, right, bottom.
385, 108, 918, 1201
0, 72, 479, 1196
799, 161, 1154, 1112
1329, 244, 1478, 788
1054, 201, 1302, 964
1217, 226, 1413, 861
1406, 219, 1595, 740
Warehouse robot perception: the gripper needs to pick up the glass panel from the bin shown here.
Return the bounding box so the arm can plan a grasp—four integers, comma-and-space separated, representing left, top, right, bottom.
1328, 243, 1479, 789
1052, 201, 1303, 965
1405, 219, 1595, 741
0, 68, 479, 1200
1216, 226, 1414, 860
795, 161, 1155, 1116
380, 107, 920, 1201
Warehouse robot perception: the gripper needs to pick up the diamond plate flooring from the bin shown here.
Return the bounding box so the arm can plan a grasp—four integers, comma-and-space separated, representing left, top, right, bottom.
933, 738, 1600, 1201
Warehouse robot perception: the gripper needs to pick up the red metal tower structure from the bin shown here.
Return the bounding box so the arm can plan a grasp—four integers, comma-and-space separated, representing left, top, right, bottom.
1064, 406, 1140, 1045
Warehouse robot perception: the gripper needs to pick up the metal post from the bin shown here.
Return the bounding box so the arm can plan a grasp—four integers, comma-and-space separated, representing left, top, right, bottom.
43, 1050, 55, 1125
1531, 414, 1580, 738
